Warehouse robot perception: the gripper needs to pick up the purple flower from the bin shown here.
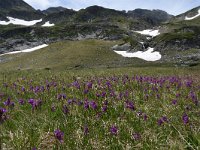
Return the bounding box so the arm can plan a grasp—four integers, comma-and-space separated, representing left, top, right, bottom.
86, 82, 93, 89
176, 93, 181, 98
84, 125, 89, 135
125, 101, 135, 111
28, 99, 35, 105
54, 129, 64, 143
143, 114, 148, 121
0, 108, 7, 123
18, 99, 25, 105
132, 133, 141, 140
67, 99, 73, 105
4, 98, 14, 107
172, 99, 177, 105
57, 94, 66, 100
103, 100, 108, 105
51, 105, 56, 112
157, 116, 168, 125
186, 81, 193, 88
101, 92, 106, 98
157, 119, 164, 126
62, 105, 69, 114
182, 113, 189, 124
102, 105, 107, 112
162, 116, 168, 122
84, 89, 89, 94
110, 125, 118, 135
21, 87, 25, 92
28, 99, 42, 110
0, 108, 6, 114
84, 100, 89, 109
90, 101, 97, 110
77, 101, 83, 106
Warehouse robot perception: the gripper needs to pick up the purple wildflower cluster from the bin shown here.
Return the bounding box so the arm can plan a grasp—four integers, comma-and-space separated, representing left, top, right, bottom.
157, 116, 168, 126
0, 74, 199, 148
54, 129, 64, 143
0, 107, 7, 124
28, 99, 42, 110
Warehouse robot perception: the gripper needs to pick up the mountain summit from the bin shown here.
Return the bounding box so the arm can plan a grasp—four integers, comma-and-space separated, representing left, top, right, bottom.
0, 0, 43, 20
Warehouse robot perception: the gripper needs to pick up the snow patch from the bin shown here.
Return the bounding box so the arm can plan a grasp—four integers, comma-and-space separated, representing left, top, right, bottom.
42, 21, 55, 27
0, 44, 48, 57
134, 29, 160, 37
0, 17, 42, 26
185, 9, 200, 20
114, 47, 161, 61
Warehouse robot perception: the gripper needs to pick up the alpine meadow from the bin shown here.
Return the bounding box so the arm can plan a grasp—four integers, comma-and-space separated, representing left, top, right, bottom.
0, 0, 199, 149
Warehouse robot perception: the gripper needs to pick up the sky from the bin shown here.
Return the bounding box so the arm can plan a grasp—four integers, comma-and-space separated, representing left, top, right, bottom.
24, 0, 200, 15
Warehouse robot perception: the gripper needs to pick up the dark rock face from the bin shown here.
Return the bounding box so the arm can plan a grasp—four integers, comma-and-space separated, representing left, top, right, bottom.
40, 9, 76, 24
154, 38, 200, 52
128, 9, 173, 30
74, 5, 127, 22
0, 13, 8, 21
0, 0, 44, 20
0, 0, 34, 11
152, 26, 200, 52
42, 7, 69, 15
0, 23, 126, 53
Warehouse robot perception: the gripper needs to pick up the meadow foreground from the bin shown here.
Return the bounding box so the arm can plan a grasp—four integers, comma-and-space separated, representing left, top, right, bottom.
0, 68, 199, 149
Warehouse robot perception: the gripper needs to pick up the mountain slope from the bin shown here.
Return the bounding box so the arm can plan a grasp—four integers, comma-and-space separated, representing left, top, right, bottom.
170, 6, 200, 22
0, 0, 34, 12
144, 6, 200, 66
0, 0, 44, 20
42, 7, 69, 15
40, 9, 76, 24
0, 40, 150, 71
128, 9, 173, 30
74, 6, 127, 22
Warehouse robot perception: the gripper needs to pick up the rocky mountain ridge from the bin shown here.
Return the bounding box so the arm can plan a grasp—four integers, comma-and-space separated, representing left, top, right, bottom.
0, 0, 200, 66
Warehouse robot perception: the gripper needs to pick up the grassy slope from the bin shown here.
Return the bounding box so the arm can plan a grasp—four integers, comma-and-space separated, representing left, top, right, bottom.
0, 39, 168, 71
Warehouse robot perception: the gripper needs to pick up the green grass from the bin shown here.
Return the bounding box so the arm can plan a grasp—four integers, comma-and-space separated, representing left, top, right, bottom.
0, 67, 199, 149
0, 39, 199, 149
0, 39, 171, 72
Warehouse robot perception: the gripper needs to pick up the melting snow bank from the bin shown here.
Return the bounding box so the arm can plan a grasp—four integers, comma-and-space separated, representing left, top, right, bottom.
0, 44, 48, 57
42, 21, 55, 27
0, 17, 42, 26
114, 47, 161, 61
185, 9, 200, 20
134, 29, 160, 37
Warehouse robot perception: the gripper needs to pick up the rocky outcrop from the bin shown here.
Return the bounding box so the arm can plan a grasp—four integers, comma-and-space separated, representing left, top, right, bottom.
0, 0, 44, 20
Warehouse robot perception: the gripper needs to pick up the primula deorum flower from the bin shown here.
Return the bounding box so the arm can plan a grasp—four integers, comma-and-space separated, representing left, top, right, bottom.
132, 133, 141, 140
0, 108, 7, 124
182, 113, 189, 124
110, 125, 118, 135
84, 125, 89, 135
90, 101, 97, 110
62, 105, 69, 114
28, 99, 42, 110
4, 98, 14, 107
54, 129, 64, 143
157, 116, 168, 126
18, 99, 25, 105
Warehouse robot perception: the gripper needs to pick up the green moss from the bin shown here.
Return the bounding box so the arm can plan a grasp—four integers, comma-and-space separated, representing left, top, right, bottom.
154, 32, 195, 43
